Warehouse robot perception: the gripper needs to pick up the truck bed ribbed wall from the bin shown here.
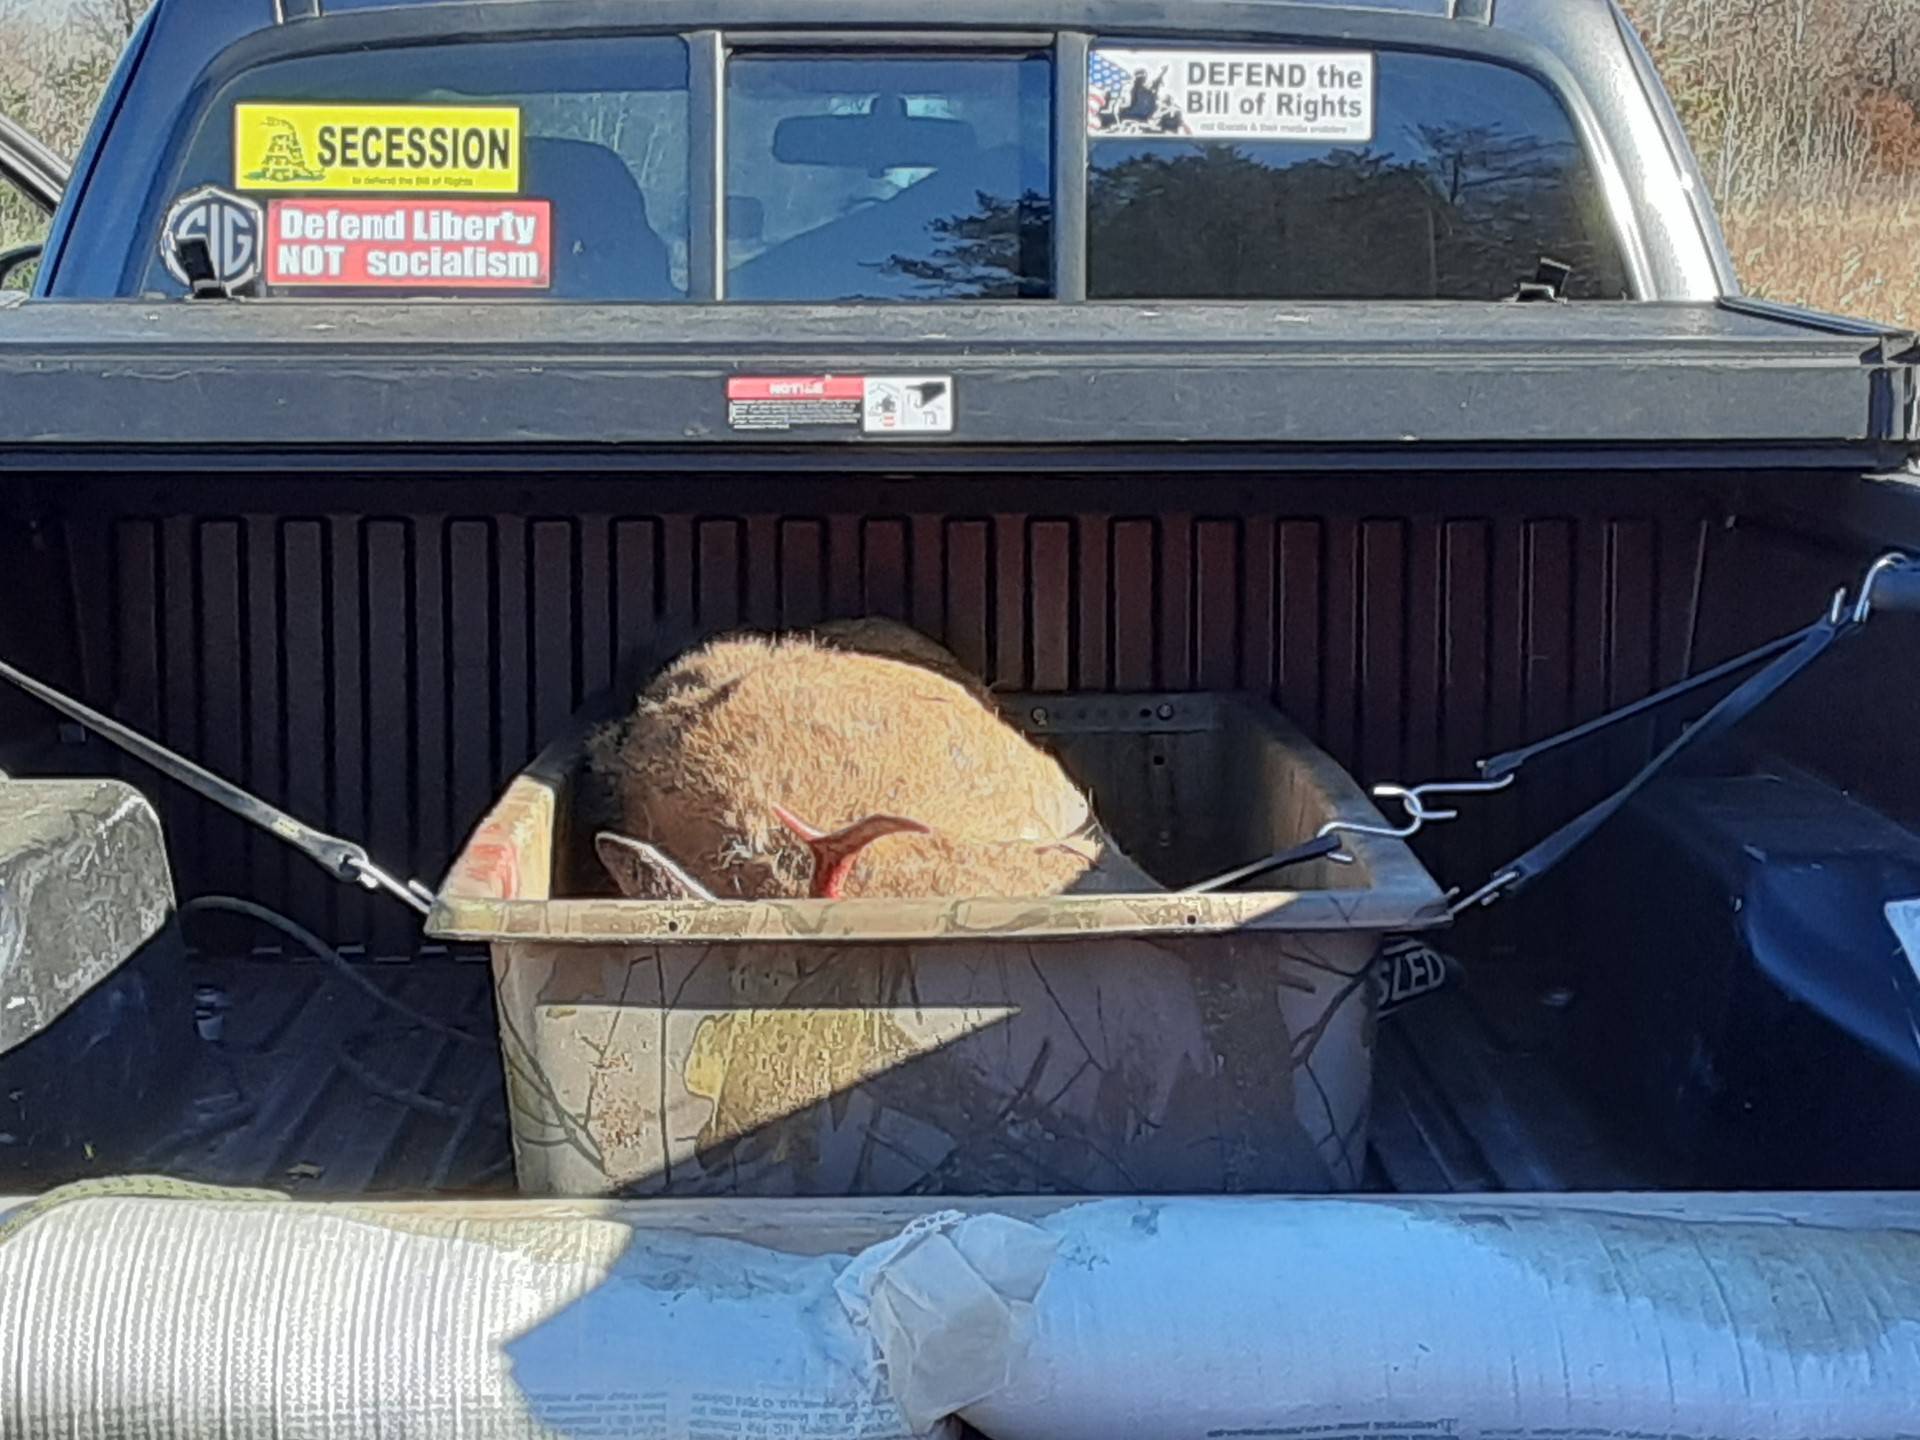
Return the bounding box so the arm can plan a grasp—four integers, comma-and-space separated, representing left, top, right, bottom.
44, 471, 1721, 955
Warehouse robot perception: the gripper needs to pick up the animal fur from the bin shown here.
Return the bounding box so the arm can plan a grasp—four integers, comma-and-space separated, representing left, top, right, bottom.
810, 616, 994, 700
590, 622, 1155, 900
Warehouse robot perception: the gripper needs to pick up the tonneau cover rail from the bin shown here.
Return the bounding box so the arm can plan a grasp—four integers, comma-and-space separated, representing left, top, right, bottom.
0, 300, 1911, 453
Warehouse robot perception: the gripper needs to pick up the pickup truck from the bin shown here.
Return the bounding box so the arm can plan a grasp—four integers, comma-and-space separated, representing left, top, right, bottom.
5, 0, 1920, 1435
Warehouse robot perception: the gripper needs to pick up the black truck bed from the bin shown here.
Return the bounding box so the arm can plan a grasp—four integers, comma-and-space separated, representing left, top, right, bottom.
118, 945, 1649, 1200
4, 297, 1918, 1204
135, 952, 512, 1196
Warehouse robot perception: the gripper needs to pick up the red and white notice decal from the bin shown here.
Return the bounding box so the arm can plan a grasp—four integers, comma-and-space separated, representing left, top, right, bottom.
265, 198, 551, 288
727, 375, 954, 434
727, 375, 864, 431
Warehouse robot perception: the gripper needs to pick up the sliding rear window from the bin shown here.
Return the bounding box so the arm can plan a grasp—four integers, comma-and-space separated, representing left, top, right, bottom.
1085, 45, 1630, 300
150, 37, 689, 299
726, 53, 1052, 301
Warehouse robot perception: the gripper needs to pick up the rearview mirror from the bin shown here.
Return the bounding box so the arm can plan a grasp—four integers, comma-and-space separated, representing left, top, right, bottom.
772, 95, 977, 173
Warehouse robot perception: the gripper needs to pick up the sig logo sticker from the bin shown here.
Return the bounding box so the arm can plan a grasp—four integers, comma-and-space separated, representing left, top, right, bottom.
266, 199, 551, 288
1089, 48, 1374, 142
233, 104, 521, 193
161, 185, 263, 291
862, 376, 953, 434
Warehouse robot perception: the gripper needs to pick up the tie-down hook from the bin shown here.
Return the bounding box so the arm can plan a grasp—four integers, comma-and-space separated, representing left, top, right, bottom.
1317, 773, 1518, 856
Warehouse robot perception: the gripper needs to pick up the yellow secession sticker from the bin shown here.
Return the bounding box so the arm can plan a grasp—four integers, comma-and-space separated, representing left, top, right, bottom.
233, 104, 521, 193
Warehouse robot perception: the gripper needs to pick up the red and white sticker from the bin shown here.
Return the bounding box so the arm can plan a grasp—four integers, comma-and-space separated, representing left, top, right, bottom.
727, 375, 864, 431
726, 375, 954, 434
265, 198, 551, 288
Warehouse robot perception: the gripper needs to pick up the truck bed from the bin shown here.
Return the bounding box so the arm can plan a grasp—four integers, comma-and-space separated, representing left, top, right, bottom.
3, 298, 1919, 1204
122, 944, 1655, 1199
130, 951, 513, 1196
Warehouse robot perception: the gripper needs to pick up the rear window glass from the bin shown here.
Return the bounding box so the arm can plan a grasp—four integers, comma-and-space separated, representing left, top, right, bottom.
152, 38, 689, 299
1086, 46, 1631, 300
726, 54, 1051, 301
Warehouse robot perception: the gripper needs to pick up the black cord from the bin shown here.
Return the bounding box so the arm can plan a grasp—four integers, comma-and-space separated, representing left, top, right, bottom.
178, 895, 489, 1049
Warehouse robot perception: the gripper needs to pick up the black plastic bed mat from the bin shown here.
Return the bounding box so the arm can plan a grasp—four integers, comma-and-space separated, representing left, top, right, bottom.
10, 945, 1660, 1199
139, 953, 513, 1197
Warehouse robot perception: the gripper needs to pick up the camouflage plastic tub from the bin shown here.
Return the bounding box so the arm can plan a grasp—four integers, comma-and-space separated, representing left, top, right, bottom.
429, 693, 1447, 1198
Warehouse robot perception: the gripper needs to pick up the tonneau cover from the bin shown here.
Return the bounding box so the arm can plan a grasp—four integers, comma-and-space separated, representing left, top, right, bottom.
0, 299, 1911, 456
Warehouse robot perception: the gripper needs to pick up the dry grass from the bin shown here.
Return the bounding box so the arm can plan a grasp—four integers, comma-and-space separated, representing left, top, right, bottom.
1722, 196, 1920, 327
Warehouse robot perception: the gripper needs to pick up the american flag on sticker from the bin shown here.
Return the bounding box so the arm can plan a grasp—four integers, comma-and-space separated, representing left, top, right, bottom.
1088, 50, 1133, 126
1087, 49, 1190, 136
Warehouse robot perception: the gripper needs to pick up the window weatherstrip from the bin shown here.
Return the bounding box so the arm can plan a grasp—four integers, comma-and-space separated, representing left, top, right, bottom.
688, 29, 725, 301
1052, 30, 1088, 302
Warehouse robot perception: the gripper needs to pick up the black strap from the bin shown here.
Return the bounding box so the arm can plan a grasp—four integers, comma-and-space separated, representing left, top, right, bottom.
1478, 622, 1826, 783
1485, 616, 1849, 899
1186, 833, 1345, 893
0, 654, 430, 912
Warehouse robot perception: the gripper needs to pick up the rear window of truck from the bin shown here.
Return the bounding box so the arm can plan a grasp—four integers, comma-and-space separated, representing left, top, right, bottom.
149, 37, 690, 298
1085, 45, 1630, 300
148, 36, 1628, 302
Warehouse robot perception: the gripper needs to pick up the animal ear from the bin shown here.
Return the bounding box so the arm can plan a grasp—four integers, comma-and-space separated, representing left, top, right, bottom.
595, 832, 715, 901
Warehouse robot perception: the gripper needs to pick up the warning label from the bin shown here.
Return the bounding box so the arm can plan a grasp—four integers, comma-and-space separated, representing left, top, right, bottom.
727, 376, 864, 431
234, 103, 521, 193
1088, 48, 1375, 142
265, 199, 550, 288
726, 376, 955, 435
861, 376, 953, 434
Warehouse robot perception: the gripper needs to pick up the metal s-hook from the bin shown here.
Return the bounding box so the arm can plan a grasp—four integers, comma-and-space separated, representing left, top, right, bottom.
1315, 773, 1518, 858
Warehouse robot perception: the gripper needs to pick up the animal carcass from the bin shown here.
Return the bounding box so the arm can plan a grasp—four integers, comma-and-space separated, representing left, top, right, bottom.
589, 622, 1155, 900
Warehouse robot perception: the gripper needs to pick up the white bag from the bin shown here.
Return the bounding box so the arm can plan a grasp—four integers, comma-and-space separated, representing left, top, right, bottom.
0, 1187, 1054, 1440
966, 1197, 1920, 1440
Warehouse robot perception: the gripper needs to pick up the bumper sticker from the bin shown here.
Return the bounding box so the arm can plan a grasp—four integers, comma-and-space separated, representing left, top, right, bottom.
1089, 48, 1374, 142
264, 199, 551, 288
234, 104, 521, 193
161, 186, 264, 292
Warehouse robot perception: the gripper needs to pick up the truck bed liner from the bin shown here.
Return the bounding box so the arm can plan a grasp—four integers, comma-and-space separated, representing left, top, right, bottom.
135, 948, 1651, 1199
139, 953, 514, 1197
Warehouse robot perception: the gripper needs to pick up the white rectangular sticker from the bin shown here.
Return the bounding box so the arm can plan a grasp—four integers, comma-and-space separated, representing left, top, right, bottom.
1089, 48, 1375, 143
862, 376, 953, 435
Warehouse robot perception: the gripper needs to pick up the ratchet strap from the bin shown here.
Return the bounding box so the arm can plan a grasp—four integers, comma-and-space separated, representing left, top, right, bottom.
1185, 834, 1345, 893
1456, 614, 1848, 911
1476, 621, 1826, 784
1456, 551, 1920, 913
